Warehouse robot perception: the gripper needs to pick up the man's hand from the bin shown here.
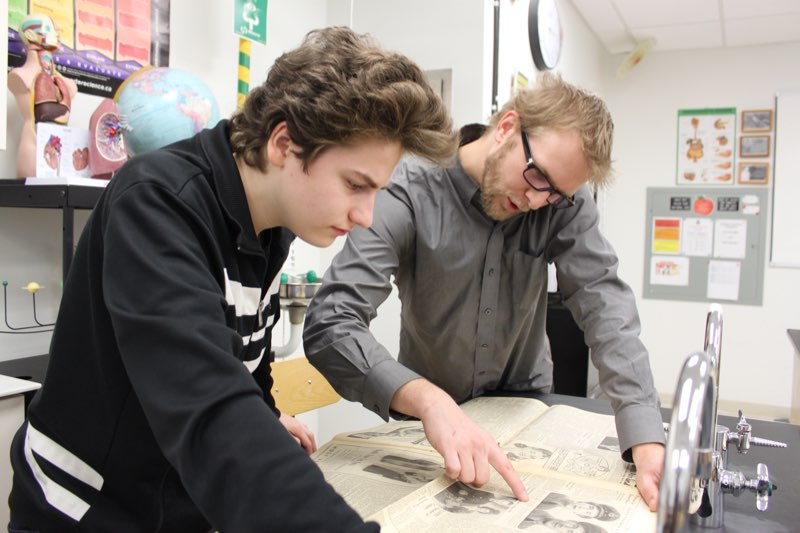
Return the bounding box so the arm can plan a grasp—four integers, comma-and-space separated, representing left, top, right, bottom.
279, 412, 317, 454
391, 379, 529, 502
632, 442, 665, 511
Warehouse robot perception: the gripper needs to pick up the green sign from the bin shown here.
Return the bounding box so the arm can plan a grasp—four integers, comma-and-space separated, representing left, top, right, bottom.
234, 0, 268, 45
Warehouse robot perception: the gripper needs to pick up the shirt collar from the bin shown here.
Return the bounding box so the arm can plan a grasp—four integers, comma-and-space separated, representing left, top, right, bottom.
196, 119, 264, 254
448, 156, 482, 211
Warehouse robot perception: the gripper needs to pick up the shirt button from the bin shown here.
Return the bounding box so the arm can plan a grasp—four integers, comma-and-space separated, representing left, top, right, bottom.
484, 308, 493, 315
481, 344, 488, 349
488, 269, 494, 276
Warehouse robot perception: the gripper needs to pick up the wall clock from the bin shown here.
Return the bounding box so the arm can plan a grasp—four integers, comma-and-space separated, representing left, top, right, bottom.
528, 0, 562, 70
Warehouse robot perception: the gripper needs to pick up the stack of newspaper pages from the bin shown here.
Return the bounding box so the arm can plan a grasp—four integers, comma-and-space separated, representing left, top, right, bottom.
312, 396, 656, 532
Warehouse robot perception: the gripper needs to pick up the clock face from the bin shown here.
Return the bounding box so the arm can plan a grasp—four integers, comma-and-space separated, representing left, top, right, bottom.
529, 0, 562, 70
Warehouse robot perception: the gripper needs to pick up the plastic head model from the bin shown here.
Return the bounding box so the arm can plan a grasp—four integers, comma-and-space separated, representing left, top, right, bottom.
19, 13, 60, 51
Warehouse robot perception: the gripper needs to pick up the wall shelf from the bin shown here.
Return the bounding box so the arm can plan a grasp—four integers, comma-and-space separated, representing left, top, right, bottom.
0, 179, 105, 280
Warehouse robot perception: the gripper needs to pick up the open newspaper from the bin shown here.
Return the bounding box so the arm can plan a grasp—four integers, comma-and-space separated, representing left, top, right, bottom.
311, 396, 656, 532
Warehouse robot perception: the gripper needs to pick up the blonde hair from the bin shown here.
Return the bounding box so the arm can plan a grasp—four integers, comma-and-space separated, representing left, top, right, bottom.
491, 72, 614, 188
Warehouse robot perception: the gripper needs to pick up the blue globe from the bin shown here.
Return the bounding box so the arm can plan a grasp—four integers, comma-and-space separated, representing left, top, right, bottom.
115, 67, 220, 157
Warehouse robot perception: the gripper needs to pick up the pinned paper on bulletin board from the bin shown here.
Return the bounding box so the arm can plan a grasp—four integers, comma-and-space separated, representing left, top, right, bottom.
651, 218, 681, 254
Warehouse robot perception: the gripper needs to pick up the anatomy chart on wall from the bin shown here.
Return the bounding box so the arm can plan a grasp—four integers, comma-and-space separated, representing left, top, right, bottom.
7, 0, 171, 98
676, 108, 736, 185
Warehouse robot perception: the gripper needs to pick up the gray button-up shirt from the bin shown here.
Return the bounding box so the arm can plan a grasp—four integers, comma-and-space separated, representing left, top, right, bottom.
304, 155, 664, 457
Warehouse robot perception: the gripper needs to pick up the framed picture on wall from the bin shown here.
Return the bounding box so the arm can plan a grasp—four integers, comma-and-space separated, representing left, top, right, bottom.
739, 135, 770, 158
737, 162, 769, 185
741, 109, 773, 132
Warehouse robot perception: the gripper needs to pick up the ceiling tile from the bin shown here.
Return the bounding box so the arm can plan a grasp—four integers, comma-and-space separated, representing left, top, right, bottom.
566, 0, 800, 54
570, 0, 636, 53
613, 0, 719, 28
570, 0, 624, 32
725, 13, 800, 47
723, 0, 800, 20
631, 21, 723, 51
602, 32, 639, 55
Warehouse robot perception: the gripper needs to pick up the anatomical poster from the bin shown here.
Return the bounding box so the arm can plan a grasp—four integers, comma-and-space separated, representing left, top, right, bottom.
8, 0, 171, 98
676, 108, 736, 185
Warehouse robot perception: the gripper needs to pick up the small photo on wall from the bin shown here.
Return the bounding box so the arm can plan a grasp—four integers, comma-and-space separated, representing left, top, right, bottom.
741, 109, 773, 132
739, 135, 770, 158
737, 162, 769, 185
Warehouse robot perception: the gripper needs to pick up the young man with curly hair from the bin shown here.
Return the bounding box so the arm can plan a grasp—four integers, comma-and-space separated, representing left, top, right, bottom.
9, 27, 455, 532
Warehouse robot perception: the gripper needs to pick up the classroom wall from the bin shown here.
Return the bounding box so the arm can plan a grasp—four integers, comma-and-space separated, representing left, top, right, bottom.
602, 42, 800, 419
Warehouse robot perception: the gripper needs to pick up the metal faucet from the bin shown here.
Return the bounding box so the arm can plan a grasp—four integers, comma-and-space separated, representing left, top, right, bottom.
657, 351, 717, 532
657, 305, 787, 532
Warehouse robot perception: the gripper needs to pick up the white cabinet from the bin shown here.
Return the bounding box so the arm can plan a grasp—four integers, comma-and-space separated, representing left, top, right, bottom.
0, 375, 40, 526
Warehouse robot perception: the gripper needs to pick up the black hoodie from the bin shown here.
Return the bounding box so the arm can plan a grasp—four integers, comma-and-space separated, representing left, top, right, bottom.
9, 120, 377, 532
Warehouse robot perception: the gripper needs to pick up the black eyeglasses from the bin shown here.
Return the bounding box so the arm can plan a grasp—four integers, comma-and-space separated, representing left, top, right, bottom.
520, 131, 575, 209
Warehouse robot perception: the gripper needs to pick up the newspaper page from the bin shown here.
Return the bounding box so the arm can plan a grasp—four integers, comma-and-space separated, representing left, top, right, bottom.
313, 440, 445, 518
311, 399, 537, 519
313, 396, 654, 529
502, 404, 637, 488
459, 396, 551, 444
370, 472, 656, 532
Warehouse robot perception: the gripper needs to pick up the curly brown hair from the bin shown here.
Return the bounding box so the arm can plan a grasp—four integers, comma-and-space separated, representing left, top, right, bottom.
230, 26, 456, 172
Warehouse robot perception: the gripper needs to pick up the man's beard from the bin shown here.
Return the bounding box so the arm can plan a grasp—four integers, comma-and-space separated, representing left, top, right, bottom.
480, 142, 517, 221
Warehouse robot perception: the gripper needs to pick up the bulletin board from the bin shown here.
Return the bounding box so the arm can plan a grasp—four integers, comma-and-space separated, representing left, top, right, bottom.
643, 187, 768, 306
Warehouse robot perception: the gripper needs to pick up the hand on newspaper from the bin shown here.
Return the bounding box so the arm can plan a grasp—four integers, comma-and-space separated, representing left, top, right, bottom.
279, 412, 317, 454
632, 441, 665, 511
391, 379, 529, 502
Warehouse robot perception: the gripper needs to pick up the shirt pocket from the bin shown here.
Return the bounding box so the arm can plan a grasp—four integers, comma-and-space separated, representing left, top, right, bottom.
510, 249, 548, 310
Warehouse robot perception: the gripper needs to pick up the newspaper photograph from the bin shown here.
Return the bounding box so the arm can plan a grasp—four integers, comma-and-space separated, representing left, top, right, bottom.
334, 420, 434, 451
313, 441, 444, 518
370, 472, 655, 532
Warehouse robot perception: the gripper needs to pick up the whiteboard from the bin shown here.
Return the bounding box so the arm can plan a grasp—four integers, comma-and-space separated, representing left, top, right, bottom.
771, 90, 800, 267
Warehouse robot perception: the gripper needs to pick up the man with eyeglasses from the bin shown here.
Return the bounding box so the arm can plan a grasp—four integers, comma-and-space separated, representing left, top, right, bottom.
304, 72, 665, 510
